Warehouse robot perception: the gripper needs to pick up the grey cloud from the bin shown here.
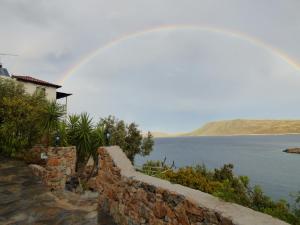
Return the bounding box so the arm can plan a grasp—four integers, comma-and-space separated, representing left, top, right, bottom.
63, 28, 300, 131
1, 0, 300, 132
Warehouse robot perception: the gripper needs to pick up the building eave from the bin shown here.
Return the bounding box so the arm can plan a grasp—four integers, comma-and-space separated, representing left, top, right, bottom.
12, 75, 62, 89
56, 91, 72, 99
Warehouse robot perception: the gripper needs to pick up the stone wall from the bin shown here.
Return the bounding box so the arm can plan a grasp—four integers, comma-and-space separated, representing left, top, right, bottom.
24, 144, 48, 164
29, 146, 76, 190
96, 146, 289, 225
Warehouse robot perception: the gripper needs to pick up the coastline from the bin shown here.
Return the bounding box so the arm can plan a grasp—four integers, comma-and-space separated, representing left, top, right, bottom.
154, 133, 300, 138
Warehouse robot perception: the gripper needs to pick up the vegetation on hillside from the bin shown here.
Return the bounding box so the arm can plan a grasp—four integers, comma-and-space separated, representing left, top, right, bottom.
141, 160, 300, 225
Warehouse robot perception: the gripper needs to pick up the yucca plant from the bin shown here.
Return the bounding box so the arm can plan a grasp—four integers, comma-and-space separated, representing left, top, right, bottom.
75, 113, 94, 170
42, 101, 65, 146
67, 114, 80, 146
84, 123, 106, 180
92, 123, 106, 150
57, 121, 68, 147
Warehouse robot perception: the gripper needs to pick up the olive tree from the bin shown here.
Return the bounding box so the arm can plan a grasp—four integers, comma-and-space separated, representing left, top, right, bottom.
99, 116, 154, 163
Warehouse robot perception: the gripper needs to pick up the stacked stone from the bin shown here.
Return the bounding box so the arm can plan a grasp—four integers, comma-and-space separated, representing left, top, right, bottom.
29, 146, 76, 191
44, 147, 76, 190
97, 147, 232, 225
25, 144, 48, 164
29, 164, 46, 178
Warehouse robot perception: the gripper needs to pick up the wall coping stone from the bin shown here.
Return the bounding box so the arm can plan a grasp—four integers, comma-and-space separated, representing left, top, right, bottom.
101, 146, 289, 225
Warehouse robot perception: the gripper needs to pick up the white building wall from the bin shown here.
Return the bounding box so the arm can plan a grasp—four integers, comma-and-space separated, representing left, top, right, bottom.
20, 82, 57, 101
0, 76, 57, 102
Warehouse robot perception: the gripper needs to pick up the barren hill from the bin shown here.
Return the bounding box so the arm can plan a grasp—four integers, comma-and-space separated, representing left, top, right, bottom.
186, 119, 300, 136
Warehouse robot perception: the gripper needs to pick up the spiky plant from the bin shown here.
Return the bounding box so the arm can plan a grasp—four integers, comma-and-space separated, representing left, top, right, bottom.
67, 114, 80, 146
75, 113, 94, 169
42, 101, 65, 146
92, 123, 106, 151
57, 121, 68, 147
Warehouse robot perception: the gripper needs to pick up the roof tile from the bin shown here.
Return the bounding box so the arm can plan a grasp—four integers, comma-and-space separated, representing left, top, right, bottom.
12, 75, 62, 88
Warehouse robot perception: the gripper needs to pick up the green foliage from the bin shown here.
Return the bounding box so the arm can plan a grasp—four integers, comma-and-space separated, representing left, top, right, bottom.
0, 78, 24, 105
57, 121, 69, 147
164, 167, 222, 194
0, 78, 67, 156
141, 161, 300, 225
66, 114, 80, 145
141, 132, 154, 157
92, 123, 106, 148
75, 113, 94, 164
91, 123, 106, 159
99, 115, 154, 163
42, 101, 65, 146
64, 113, 95, 169
124, 123, 143, 162
213, 163, 234, 181
291, 192, 300, 220
141, 160, 170, 177
0, 79, 48, 156
61, 114, 152, 169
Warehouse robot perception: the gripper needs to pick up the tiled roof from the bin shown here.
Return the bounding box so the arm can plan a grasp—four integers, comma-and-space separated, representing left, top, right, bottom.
12, 75, 62, 88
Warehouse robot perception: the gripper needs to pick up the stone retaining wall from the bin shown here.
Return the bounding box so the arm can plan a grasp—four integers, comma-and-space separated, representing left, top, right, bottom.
24, 144, 48, 164
96, 146, 288, 225
29, 146, 76, 190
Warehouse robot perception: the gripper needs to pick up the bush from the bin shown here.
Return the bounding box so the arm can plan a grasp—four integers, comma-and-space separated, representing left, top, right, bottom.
98, 115, 154, 163
0, 79, 48, 156
0, 78, 67, 157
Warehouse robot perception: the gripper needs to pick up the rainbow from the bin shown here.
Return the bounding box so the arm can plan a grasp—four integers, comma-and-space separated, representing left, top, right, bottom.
58, 24, 300, 84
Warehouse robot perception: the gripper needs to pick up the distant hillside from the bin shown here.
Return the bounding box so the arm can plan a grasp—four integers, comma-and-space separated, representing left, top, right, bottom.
151, 131, 184, 138
186, 119, 300, 136
151, 132, 173, 138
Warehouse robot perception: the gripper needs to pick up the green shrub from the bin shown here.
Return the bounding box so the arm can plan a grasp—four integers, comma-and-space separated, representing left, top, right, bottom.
0, 78, 67, 157
0, 79, 48, 156
97, 115, 154, 163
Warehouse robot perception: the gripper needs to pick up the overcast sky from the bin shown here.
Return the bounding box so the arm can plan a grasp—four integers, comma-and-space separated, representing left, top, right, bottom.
1, 0, 300, 132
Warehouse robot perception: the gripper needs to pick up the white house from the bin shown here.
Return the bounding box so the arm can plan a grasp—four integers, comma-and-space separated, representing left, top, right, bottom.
0, 63, 72, 112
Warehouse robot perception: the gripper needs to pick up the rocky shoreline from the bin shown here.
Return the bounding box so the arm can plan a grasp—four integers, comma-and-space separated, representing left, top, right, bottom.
283, 148, 300, 154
